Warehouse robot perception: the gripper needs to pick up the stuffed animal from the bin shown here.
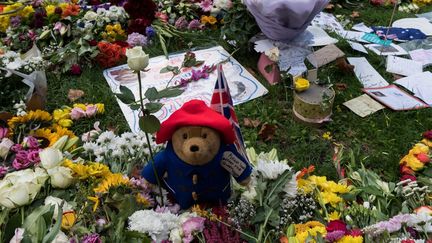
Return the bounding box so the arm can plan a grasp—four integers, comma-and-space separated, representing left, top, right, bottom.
141, 100, 252, 209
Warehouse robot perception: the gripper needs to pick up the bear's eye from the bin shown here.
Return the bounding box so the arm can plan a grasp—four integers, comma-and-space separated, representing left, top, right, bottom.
202, 133, 207, 139
183, 133, 188, 139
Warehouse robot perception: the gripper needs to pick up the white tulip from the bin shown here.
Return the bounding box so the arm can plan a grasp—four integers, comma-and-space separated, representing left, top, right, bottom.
125, 46, 149, 72
40, 148, 63, 169
44, 196, 74, 219
52, 230, 69, 243
48, 166, 74, 189
3, 168, 48, 186
0, 183, 41, 208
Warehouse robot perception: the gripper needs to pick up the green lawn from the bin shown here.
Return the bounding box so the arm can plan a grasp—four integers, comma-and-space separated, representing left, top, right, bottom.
46, 3, 432, 182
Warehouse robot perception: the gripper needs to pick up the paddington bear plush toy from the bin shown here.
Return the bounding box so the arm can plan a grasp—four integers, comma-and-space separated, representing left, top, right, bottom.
141, 99, 252, 209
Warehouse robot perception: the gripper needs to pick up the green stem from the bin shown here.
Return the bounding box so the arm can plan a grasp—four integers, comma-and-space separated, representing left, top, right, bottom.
257, 208, 273, 243
214, 217, 258, 242
21, 207, 25, 224
137, 71, 164, 205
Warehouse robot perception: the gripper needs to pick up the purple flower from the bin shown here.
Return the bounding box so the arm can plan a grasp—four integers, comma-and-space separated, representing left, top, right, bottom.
182, 217, 205, 242
325, 230, 345, 242
26, 150, 40, 164
174, 16, 188, 30
11, 144, 23, 153
23, 136, 39, 149
12, 151, 32, 170
145, 26, 155, 38
10, 16, 21, 28
127, 32, 148, 47
0, 127, 8, 140
32, 0, 43, 7
188, 19, 202, 30
200, 0, 213, 12
191, 69, 209, 81
0, 166, 8, 178
81, 233, 102, 243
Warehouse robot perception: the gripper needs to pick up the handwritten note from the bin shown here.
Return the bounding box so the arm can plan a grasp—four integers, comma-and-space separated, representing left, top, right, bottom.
343, 94, 385, 117
409, 49, 432, 67
395, 71, 432, 105
386, 56, 423, 77
347, 57, 389, 88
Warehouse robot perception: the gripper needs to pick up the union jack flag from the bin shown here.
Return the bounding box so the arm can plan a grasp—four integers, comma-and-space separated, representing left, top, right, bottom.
210, 64, 249, 161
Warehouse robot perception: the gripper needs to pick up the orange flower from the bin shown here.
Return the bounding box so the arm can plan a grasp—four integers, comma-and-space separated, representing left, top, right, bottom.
62, 4, 80, 18
207, 16, 217, 25
297, 165, 315, 180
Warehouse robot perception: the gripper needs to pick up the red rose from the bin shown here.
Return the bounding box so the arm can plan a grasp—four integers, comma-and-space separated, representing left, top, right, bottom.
326, 220, 347, 233
400, 164, 415, 175
70, 64, 81, 75
423, 130, 432, 140
88, 40, 98, 46
416, 153, 430, 164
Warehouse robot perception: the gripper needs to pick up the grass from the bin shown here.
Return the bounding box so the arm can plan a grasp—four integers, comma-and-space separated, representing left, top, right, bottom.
46, 3, 432, 182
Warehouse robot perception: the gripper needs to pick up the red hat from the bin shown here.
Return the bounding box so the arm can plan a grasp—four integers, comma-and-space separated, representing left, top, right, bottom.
156, 100, 235, 144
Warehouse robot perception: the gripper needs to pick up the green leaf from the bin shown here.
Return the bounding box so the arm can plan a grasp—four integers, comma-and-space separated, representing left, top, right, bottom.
130, 103, 141, 110
145, 102, 164, 113
115, 85, 136, 104
23, 205, 54, 243
145, 87, 159, 101
139, 115, 160, 133
157, 88, 184, 99
42, 203, 63, 243
4, 211, 21, 242
160, 65, 179, 74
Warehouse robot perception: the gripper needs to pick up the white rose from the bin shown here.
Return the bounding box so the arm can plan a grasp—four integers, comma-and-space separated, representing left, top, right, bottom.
9, 228, 24, 243
3, 168, 48, 185
40, 148, 63, 169
0, 138, 14, 159
48, 166, 74, 189
265, 47, 280, 62
44, 196, 74, 219
0, 182, 42, 208
84, 11, 97, 21
52, 230, 69, 243
125, 46, 149, 72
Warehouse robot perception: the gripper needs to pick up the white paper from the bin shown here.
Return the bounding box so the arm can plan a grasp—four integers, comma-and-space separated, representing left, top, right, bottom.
290, 26, 338, 47
365, 43, 408, 56
409, 49, 432, 67
364, 85, 428, 110
347, 41, 368, 54
103, 46, 269, 133
347, 57, 389, 88
352, 22, 373, 33
392, 17, 432, 36
311, 12, 345, 35
394, 71, 432, 105
278, 46, 311, 72
386, 56, 423, 76
288, 62, 307, 76
254, 39, 274, 53
339, 30, 370, 43
343, 94, 385, 117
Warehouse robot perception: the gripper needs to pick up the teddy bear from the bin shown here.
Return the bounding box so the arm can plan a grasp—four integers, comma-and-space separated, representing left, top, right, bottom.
141, 99, 252, 209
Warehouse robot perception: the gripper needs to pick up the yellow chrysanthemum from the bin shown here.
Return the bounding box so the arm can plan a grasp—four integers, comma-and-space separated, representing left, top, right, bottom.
87, 162, 111, 178
308, 176, 327, 186
297, 178, 315, 194
58, 2, 68, 11
58, 119, 73, 128
8, 110, 52, 131
95, 103, 105, 114
321, 191, 343, 207
87, 196, 100, 212
337, 235, 363, 243
328, 211, 341, 221
45, 5, 56, 16
19, 5, 34, 18
400, 154, 424, 171
31, 128, 60, 147
93, 173, 129, 194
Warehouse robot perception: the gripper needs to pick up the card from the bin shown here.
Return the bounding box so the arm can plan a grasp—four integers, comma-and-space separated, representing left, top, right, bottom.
409, 49, 432, 67
343, 94, 385, 117
365, 43, 408, 56
363, 85, 428, 110
340, 30, 371, 43
347, 41, 368, 54
362, 33, 392, 46
386, 56, 423, 77
347, 57, 389, 88
307, 44, 345, 68
352, 22, 373, 33
394, 71, 432, 105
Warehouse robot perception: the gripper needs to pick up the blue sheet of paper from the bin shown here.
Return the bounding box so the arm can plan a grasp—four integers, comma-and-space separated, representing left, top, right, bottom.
361, 33, 392, 46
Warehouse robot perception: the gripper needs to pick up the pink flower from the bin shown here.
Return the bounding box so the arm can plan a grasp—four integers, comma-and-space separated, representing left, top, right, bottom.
175, 16, 188, 30
23, 136, 39, 149
26, 150, 40, 164
11, 144, 23, 152
0, 127, 8, 139
348, 228, 363, 237
155, 12, 168, 23
70, 107, 86, 120
200, 0, 213, 12
401, 174, 417, 182
423, 130, 432, 140
85, 105, 98, 117
70, 64, 82, 75
0, 166, 8, 178
182, 217, 205, 242
325, 230, 345, 242
12, 151, 32, 170
417, 153, 430, 163
326, 220, 347, 233
188, 19, 202, 30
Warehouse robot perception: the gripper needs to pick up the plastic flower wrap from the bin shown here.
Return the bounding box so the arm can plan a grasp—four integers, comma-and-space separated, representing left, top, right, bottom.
243, 0, 329, 41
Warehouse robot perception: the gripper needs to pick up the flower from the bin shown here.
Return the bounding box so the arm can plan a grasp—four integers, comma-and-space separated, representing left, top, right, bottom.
70, 64, 81, 75
40, 147, 63, 169
0, 127, 8, 139
0, 138, 14, 159
325, 230, 345, 242
7, 110, 52, 133
326, 220, 347, 233
44, 196, 74, 219
174, 16, 188, 30
423, 130, 432, 140
127, 32, 148, 47
128, 210, 179, 242
328, 211, 341, 221
81, 233, 102, 243
337, 235, 363, 243
265, 47, 280, 62
52, 230, 69, 243
322, 132, 332, 140
256, 159, 291, 179
125, 46, 149, 72
416, 153, 430, 163
61, 211, 76, 230
47, 166, 74, 189
295, 78, 310, 92
415, 206, 432, 215
200, 0, 213, 12
70, 107, 86, 120
93, 173, 129, 194
0, 166, 8, 178
9, 228, 25, 243
182, 217, 205, 242
145, 26, 155, 38
87, 196, 100, 212
188, 19, 202, 30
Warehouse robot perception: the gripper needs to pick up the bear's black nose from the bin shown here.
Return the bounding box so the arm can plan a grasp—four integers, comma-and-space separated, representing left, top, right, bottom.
190, 145, 199, 152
